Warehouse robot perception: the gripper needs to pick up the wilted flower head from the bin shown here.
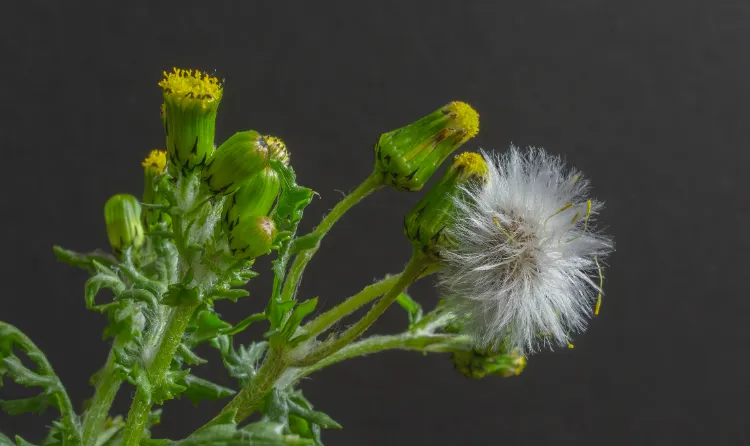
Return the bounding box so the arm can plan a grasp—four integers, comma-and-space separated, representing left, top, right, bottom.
439, 146, 613, 353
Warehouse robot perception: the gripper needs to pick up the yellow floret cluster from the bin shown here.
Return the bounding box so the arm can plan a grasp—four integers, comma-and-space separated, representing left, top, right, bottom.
158, 68, 222, 101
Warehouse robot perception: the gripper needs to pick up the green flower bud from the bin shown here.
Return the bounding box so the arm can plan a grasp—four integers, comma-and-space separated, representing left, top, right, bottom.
104, 194, 145, 254
264, 135, 290, 166
159, 68, 223, 171
228, 215, 277, 260
141, 150, 171, 228
202, 130, 270, 195
375, 101, 479, 191
452, 347, 527, 379
404, 152, 488, 259
224, 165, 281, 230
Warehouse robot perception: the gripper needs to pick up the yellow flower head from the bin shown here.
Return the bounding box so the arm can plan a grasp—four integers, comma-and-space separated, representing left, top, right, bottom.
142, 150, 167, 175
445, 101, 479, 141
158, 68, 223, 105
453, 151, 488, 179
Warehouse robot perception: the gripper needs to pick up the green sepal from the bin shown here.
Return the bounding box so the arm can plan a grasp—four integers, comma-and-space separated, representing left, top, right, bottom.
180, 374, 235, 405
396, 291, 423, 329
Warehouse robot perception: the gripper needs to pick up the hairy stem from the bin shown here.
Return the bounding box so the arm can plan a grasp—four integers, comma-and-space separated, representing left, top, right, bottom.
280, 171, 382, 303
300, 274, 402, 340
296, 333, 469, 380
81, 346, 122, 446
119, 303, 198, 446
295, 252, 431, 366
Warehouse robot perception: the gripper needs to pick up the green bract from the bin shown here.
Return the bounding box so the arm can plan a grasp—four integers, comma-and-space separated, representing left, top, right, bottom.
228, 215, 277, 259
374, 101, 479, 191
224, 165, 281, 230
103, 194, 145, 254
203, 130, 270, 194
404, 152, 488, 259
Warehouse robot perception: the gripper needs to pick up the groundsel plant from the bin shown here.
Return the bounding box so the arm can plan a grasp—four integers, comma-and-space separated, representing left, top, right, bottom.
0, 68, 612, 446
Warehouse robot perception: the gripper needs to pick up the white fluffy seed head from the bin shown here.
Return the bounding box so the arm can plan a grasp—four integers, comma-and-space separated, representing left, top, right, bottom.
438, 146, 613, 353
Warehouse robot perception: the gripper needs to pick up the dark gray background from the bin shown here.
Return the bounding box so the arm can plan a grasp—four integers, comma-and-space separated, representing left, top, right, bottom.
1, 1, 748, 444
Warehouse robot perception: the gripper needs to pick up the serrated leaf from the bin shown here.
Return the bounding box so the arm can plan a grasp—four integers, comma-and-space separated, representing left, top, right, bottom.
52, 245, 117, 271
85, 274, 126, 312
0, 394, 53, 415
162, 283, 201, 307
211, 337, 268, 388
151, 369, 189, 404
175, 344, 207, 366
396, 292, 423, 328
180, 374, 235, 405
186, 309, 232, 346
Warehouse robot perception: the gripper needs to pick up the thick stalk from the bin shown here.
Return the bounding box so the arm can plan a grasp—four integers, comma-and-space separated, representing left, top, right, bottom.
80, 347, 122, 446
119, 303, 198, 446
280, 172, 382, 303
295, 253, 430, 366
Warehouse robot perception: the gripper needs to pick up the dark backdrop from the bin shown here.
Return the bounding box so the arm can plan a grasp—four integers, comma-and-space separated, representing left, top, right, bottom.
1, 1, 748, 445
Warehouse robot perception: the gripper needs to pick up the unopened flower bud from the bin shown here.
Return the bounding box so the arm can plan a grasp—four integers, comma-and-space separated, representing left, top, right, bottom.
228, 215, 277, 260
141, 150, 171, 228
224, 166, 281, 230
104, 194, 145, 254
202, 130, 270, 194
404, 152, 488, 259
452, 348, 526, 379
264, 135, 290, 166
375, 101, 479, 191
159, 68, 223, 171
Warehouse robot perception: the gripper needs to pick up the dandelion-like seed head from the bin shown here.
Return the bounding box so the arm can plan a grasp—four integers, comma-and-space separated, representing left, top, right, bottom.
439, 146, 613, 353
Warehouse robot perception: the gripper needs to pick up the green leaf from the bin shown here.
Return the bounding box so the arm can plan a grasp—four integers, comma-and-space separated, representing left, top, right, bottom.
14, 436, 36, 446
221, 313, 266, 337
279, 298, 318, 342
85, 273, 126, 312
175, 344, 207, 366
396, 291, 423, 328
0, 394, 53, 415
52, 245, 117, 271
180, 375, 235, 405
267, 160, 315, 330
162, 283, 201, 307
0, 433, 12, 446
211, 336, 268, 387
288, 233, 322, 255
207, 289, 250, 303
261, 388, 340, 446
186, 309, 232, 346
151, 369, 189, 404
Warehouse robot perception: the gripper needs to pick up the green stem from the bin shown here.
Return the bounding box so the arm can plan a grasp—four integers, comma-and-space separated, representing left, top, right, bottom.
295, 252, 431, 366
119, 303, 198, 446
280, 171, 382, 303
197, 347, 287, 430
81, 347, 122, 446
300, 274, 402, 340
296, 333, 469, 380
